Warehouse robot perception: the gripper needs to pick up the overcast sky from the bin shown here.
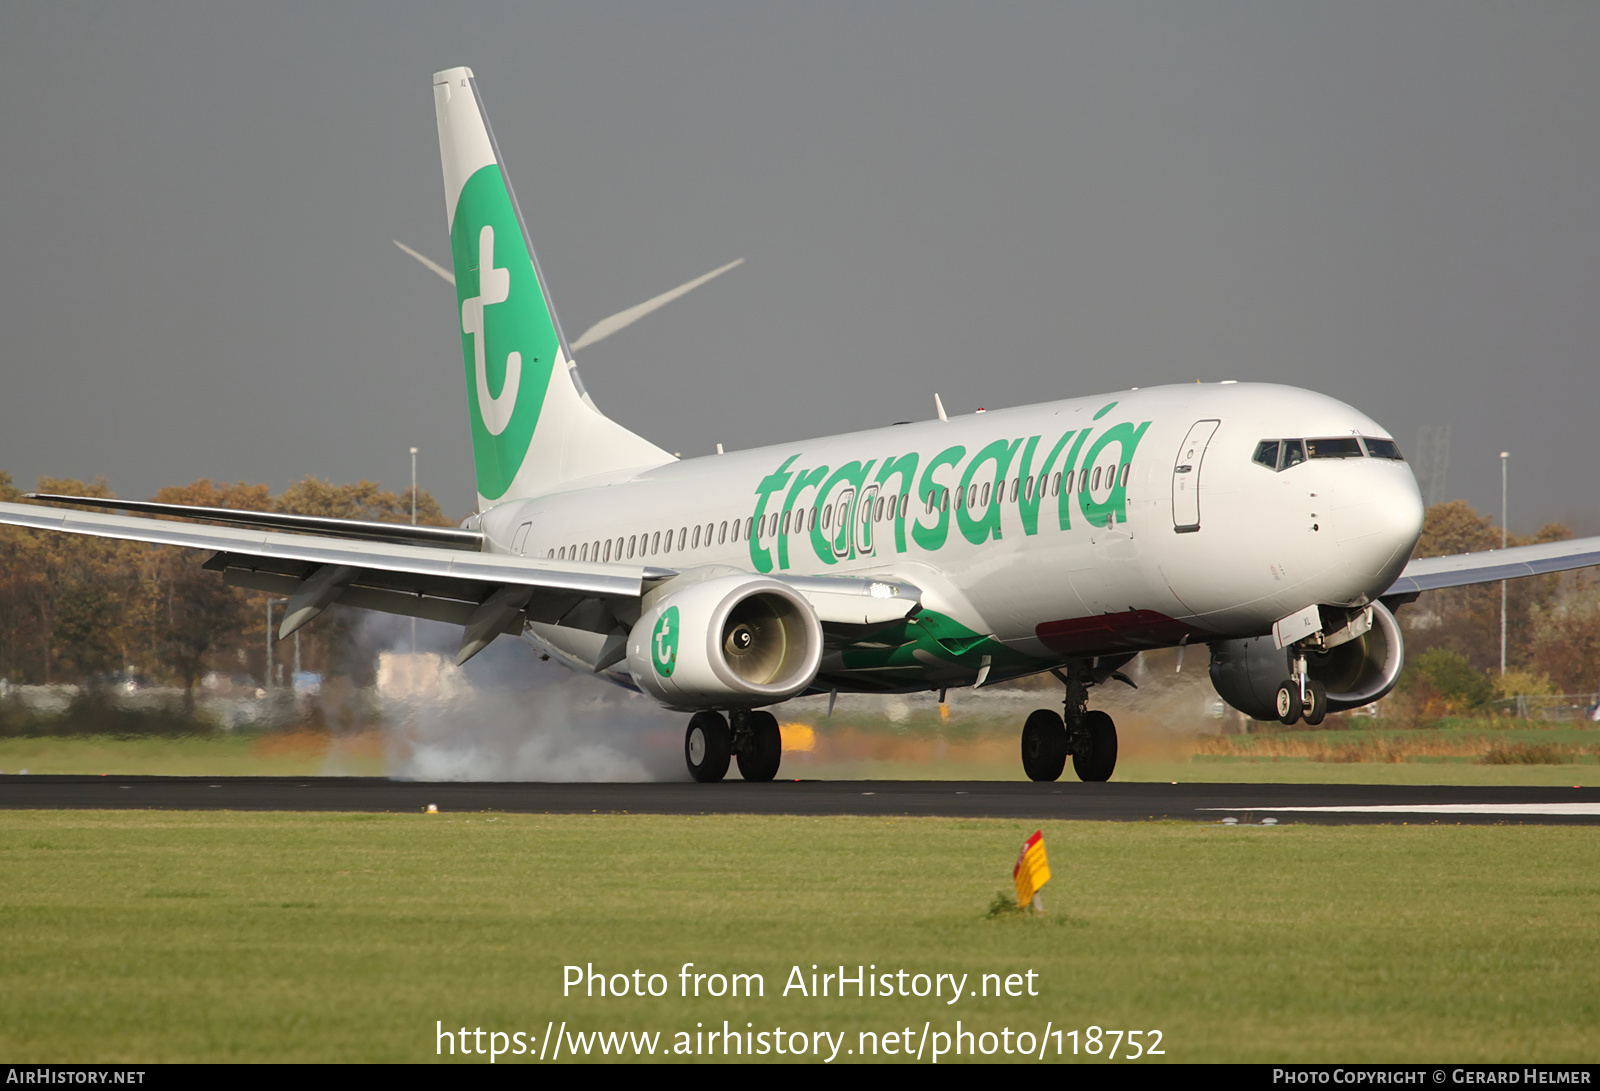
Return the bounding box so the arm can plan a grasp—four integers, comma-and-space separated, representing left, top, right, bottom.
2, 2, 1597, 533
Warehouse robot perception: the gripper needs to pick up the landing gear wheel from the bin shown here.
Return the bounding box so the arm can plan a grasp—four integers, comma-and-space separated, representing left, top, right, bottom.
1275, 681, 1301, 726
685, 711, 731, 782
1072, 710, 1118, 782
1301, 679, 1328, 726
736, 710, 783, 782
1021, 709, 1068, 782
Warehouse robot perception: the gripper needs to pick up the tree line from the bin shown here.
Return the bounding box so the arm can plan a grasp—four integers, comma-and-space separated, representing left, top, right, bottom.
1399, 500, 1599, 711
0, 472, 453, 703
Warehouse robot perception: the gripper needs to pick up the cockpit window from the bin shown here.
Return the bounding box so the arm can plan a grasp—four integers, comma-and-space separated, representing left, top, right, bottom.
1306, 437, 1363, 459
1253, 434, 1406, 471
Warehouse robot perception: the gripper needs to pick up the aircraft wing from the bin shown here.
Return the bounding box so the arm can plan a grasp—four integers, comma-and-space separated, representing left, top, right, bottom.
1385, 535, 1600, 596
0, 500, 920, 662
24, 493, 484, 549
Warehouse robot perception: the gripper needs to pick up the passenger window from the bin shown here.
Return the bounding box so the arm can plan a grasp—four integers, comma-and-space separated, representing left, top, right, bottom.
899, 494, 909, 519
1024, 476, 1034, 500
1281, 440, 1306, 469
1010, 478, 1019, 503
782, 510, 792, 535
652, 531, 661, 553
979, 483, 990, 507
1253, 440, 1280, 469
580, 543, 588, 561
692, 525, 701, 549
940, 488, 950, 511
719, 521, 727, 544
1050, 472, 1060, 496
1063, 470, 1074, 494
678, 528, 687, 550
1119, 463, 1130, 487
547, 549, 554, 559
875, 496, 885, 520
558, 546, 566, 560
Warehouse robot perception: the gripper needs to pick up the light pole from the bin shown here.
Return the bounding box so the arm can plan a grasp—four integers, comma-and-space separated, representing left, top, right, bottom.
410, 446, 419, 655
1500, 451, 1509, 676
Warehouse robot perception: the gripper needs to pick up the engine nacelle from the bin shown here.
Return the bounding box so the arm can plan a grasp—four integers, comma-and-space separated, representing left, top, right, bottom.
627, 574, 823, 710
1208, 600, 1405, 720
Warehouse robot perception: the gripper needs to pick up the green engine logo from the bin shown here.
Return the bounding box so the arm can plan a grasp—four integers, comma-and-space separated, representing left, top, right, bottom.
651, 606, 680, 678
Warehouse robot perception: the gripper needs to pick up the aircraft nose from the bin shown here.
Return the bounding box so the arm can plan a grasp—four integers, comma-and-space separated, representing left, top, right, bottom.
1329, 468, 1425, 595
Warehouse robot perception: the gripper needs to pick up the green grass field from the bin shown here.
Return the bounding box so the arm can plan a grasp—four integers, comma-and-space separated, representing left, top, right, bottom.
1, 811, 1596, 1063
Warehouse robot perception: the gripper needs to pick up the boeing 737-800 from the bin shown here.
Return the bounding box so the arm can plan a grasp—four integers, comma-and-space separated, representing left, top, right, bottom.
5, 67, 1600, 783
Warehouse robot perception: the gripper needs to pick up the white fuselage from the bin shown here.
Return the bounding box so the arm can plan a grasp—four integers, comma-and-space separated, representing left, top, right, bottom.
478, 382, 1423, 691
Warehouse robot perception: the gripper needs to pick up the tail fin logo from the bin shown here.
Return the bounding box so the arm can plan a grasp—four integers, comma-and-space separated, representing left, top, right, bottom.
462, 224, 520, 435
450, 165, 560, 500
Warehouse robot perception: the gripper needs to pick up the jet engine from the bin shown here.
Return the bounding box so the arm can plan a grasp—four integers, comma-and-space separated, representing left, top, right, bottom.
627, 574, 823, 709
1207, 601, 1405, 720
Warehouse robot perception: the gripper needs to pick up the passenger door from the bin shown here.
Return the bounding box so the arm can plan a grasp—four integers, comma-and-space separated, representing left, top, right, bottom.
1171, 420, 1220, 533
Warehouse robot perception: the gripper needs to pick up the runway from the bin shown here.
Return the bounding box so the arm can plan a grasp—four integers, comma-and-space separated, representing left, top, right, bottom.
3, 775, 1598, 824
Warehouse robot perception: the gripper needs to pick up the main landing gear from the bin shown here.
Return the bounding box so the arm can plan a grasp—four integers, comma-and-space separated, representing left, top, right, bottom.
1021, 666, 1125, 782
684, 709, 782, 783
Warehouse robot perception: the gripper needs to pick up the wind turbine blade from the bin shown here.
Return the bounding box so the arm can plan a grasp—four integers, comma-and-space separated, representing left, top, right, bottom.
393, 240, 455, 286
570, 258, 744, 352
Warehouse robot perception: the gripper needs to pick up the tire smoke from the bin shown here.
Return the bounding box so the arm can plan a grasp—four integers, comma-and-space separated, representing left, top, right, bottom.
358, 614, 685, 782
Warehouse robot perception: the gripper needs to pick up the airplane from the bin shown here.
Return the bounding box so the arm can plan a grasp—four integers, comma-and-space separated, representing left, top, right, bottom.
5, 66, 1600, 784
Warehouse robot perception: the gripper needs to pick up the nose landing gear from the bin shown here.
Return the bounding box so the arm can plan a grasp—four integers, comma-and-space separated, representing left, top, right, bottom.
1274, 650, 1328, 727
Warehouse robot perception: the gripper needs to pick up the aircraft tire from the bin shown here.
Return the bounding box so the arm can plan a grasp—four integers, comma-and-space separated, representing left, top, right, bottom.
1072, 710, 1118, 782
1020, 709, 1068, 782
1275, 682, 1301, 726
736, 710, 783, 782
1302, 680, 1329, 726
685, 711, 731, 782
